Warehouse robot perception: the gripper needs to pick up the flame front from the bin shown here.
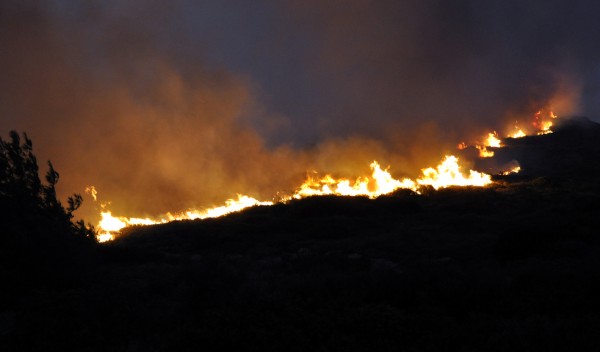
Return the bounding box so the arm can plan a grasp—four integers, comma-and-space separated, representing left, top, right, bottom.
485, 132, 502, 147
292, 161, 416, 199
92, 109, 563, 242
533, 109, 558, 135
95, 195, 273, 242
417, 156, 491, 189
92, 155, 493, 242
510, 128, 526, 138
476, 132, 502, 157
501, 165, 521, 175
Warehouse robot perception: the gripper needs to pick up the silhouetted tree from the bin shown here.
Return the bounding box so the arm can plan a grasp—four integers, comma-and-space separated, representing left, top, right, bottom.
0, 131, 95, 249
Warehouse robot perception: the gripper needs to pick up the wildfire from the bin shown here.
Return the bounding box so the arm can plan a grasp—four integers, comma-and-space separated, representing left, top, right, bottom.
90, 108, 562, 242
510, 127, 526, 139
289, 156, 492, 198
485, 132, 502, 147
501, 165, 521, 175
91, 155, 495, 242
476, 132, 502, 158
466, 110, 561, 155
290, 161, 416, 199
85, 186, 98, 201
533, 109, 558, 135
94, 195, 274, 242
416, 156, 491, 189
476, 147, 494, 158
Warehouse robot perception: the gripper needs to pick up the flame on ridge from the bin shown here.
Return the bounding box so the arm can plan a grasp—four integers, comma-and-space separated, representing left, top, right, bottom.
92, 155, 491, 242
467, 110, 559, 156
91, 109, 561, 242
501, 165, 521, 176
476, 132, 502, 158
510, 127, 527, 139
417, 156, 491, 189
94, 195, 274, 242
289, 161, 416, 200
533, 109, 558, 135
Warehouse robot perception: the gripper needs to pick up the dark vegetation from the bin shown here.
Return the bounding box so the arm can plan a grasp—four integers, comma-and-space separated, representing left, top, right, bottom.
0, 132, 96, 346
477, 116, 600, 178
3, 126, 600, 351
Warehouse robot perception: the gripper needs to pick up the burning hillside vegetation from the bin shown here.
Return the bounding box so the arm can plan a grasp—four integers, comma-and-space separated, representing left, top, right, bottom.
92, 109, 577, 242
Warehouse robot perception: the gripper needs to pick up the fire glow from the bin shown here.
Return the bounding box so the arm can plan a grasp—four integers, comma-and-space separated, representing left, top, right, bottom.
91, 110, 559, 242
476, 132, 502, 158
510, 124, 527, 138
92, 156, 490, 242
534, 110, 558, 135
94, 195, 274, 242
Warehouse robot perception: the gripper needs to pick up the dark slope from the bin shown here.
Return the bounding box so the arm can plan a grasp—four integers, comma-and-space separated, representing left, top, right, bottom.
478, 117, 600, 178
5, 122, 600, 351
5, 180, 600, 351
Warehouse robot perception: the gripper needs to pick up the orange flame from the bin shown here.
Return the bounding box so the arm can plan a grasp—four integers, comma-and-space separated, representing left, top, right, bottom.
510, 128, 526, 138
290, 161, 416, 199
91, 155, 496, 242
476, 146, 495, 158
417, 156, 491, 189
501, 165, 521, 175
475, 132, 502, 158
485, 132, 502, 148
93, 109, 568, 242
533, 110, 558, 135
85, 186, 98, 201
95, 195, 274, 242
288, 156, 491, 198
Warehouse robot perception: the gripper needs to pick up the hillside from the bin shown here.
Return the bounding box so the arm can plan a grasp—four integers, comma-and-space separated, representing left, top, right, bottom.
3, 120, 600, 351
476, 116, 600, 178
3, 179, 600, 351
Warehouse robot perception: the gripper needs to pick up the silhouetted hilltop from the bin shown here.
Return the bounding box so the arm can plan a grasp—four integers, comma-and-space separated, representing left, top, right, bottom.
9, 180, 591, 351
4, 130, 600, 351
477, 117, 600, 178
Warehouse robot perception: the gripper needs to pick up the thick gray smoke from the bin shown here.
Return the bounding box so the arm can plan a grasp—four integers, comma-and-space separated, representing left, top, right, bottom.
1, 0, 599, 221
275, 0, 596, 140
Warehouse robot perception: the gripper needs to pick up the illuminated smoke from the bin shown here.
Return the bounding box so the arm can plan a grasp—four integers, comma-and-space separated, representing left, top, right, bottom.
1, 1, 599, 231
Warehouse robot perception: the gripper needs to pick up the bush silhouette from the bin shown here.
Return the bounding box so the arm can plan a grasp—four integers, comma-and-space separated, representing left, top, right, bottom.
0, 131, 95, 255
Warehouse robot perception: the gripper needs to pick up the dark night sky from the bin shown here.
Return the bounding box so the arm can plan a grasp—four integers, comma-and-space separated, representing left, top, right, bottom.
2, 0, 600, 218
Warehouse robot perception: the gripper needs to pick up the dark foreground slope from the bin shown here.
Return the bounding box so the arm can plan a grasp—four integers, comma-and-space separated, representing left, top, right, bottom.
477, 116, 600, 178
4, 179, 600, 351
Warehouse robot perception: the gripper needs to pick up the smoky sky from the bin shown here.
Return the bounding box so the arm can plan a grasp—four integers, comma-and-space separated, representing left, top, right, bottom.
1, 0, 600, 219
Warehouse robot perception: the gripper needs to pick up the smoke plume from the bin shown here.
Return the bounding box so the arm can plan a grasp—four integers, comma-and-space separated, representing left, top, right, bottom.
1, 0, 599, 221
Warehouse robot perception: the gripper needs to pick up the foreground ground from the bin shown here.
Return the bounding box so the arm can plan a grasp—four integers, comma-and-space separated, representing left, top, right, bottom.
2, 177, 600, 351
